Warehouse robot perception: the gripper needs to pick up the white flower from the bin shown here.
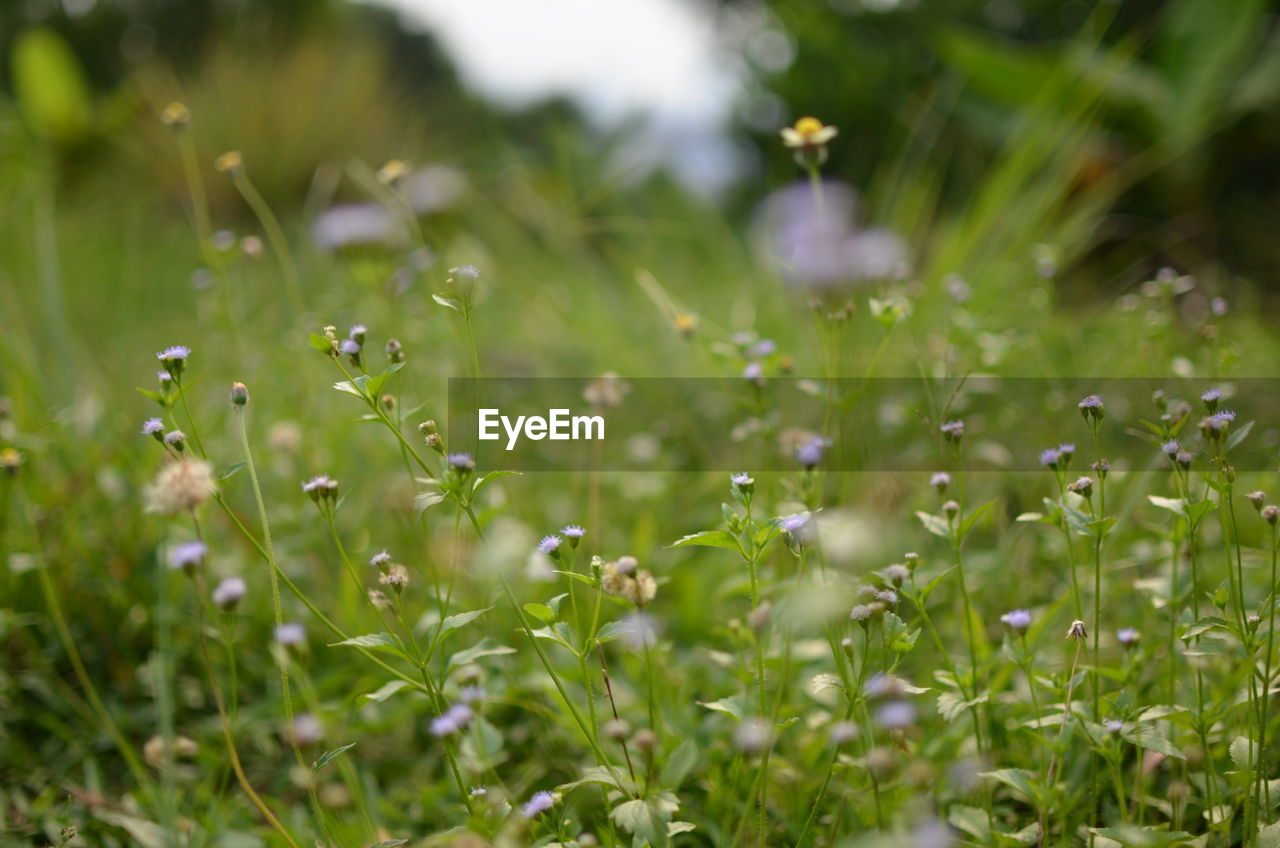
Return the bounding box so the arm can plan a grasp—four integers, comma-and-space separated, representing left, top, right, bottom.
145, 459, 216, 515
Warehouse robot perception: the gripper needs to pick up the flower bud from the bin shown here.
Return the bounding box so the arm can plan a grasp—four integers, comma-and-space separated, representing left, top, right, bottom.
230, 382, 249, 406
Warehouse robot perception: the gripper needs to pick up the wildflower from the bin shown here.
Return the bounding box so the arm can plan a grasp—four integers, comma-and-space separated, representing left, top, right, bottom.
605, 718, 632, 740
274, 622, 306, 646
212, 576, 246, 611
385, 338, 404, 363
470, 786, 488, 798
160, 102, 190, 128
912, 817, 955, 848
168, 540, 207, 572
562, 525, 586, 547
830, 721, 859, 745
754, 339, 777, 356
779, 512, 812, 543
1066, 619, 1088, 640
1176, 450, 1193, 470
1161, 439, 1180, 457
731, 472, 755, 495
458, 685, 485, 704
377, 159, 408, 185
301, 474, 339, 503
942, 500, 960, 518
214, 150, 243, 174
634, 570, 658, 606
875, 701, 916, 730
1105, 719, 1124, 734
339, 339, 361, 366
850, 604, 874, 623
1078, 394, 1104, 421
1058, 443, 1076, 462
614, 555, 638, 576
1067, 476, 1094, 499
674, 313, 698, 336
876, 589, 899, 608
882, 563, 910, 586
145, 459, 217, 514
1263, 505, 1280, 526
291, 713, 323, 745
1001, 609, 1032, 633
537, 535, 562, 557
797, 437, 830, 469
1116, 627, 1140, 647
156, 345, 191, 379
312, 203, 397, 249
348, 324, 367, 344
229, 382, 249, 407
864, 673, 905, 700
1039, 447, 1061, 469
163, 430, 186, 452
1248, 491, 1266, 512
930, 471, 951, 494
379, 564, 410, 593
780, 116, 837, 167
447, 452, 475, 472
940, 420, 964, 444
522, 790, 557, 818
734, 718, 773, 754
142, 418, 165, 439
369, 550, 392, 570
240, 235, 263, 258
1201, 388, 1221, 412
743, 361, 764, 382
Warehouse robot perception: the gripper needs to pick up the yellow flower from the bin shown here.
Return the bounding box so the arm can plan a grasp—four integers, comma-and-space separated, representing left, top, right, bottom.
780, 116, 838, 149
160, 102, 190, 128
214, 151, 243, 174
377, 159, 409, 185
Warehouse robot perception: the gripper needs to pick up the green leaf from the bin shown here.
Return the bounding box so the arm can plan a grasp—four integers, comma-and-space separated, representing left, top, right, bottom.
660, 738, 700, 789
414, 490, 446, 513
473, 470, 521, 494
948, 805, 991, 842
558, 765, 625, 793
554, 569, 597, 588
313, 742, 356, 772
595, 620, 629, 644
370, 841, 409, 848
530, 623, 575, 651
136, 387, 165, 405
219, 461, 247, 482
1090, 825, 1196, 847
1126, 725, 1186, 760
333, 377, 368, 398
524, 603, 555, 624
1231, 735, 1257, 771
363, 680, 413, 703
959, 499, 997, 538
432, 293, 462, 312
916, 510, 952, 538
329, 633, 399, 650
438, 608, 491, 635
667, 821, 697, 836
699, 695, 751, 721
668, 530, 739, 550
12, 27, 91, 143
918, 566, 956, 603
980, 767, 1039, 802
1225, 420, 1255, 453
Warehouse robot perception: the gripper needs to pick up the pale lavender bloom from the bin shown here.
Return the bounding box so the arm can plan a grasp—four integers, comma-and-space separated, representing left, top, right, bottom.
1001, 609, 1032, 632
1039, 448, 1060, 468
142, 418, 164, 436
755, 180, 908, 288
302, 474, 336, 494
875, 700, 916, 729
912, 817, 955, 848
311, 203, 396, 249
1162, 440, 1180, 456
156, 345, 191, 363
522, 790, 556, 818
1058, 442, 1075, 458
1211, 297, 1229, 316
157, 371, 172, 384
779, 512, 810, 536
169, 540, 207, 570
163, 430, 186, 447
274, 622, 306, 646
446, 703, 474, 727
452, 264, 480, 279
754, 339, 777, 356
430, 715, 460, 737
797, 437, 830, 469
743, 362, 764, 381
348, 324, 367, 342
447, 452, 475, 470
370, 550, 392, 568
830, 720, 859, 745
537, 535, 562, 555
458, 685, 485, 704
291, 713, 324, 745
1117, 627, 1140, 646
340, 339, 361, 355
1105, 719, 1124, 734
469, 785, 488, 797
212, 576, 247, 609
1201, 388, 1221, 405
1078, 394, 1103, 411
731, 472, 753, 487
734, 717, 773, 753
930, 471, 951, 491
940, 420, 964, 440
1211, 409, 1236, 423
561, 525, 586, 538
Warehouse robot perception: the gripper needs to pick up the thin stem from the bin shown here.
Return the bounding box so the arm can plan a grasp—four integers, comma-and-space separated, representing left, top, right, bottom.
229, 168, 304, 316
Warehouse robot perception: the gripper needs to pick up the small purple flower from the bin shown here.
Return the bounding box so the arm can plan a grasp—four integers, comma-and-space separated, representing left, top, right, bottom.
458, 685, 485, 704
469, 785, 488, 797
1058, 442, 1075, 458
1116, 627, 1140, 646
1201, 388, 1221, 410
452, 264, 480, 279
1079, 394, 1104, 422
291, 713, 324, 745
930, 471, 951, 493
1105, 719, 1124, 734
370, 550, 392, 568
754, 339, 777, 356
940, 419, 964, 441
156, 345, 191, 362
562, 525, 586, 538
446, 703, 474, 727
1039, 448, 1060, 468
829, 720, 859, 745
339, 339, 361, 355
1001, 609, 1032, 632
1161, 439, 1180, 456
780, 512, 810, 535
212, 576, 247, 610
274, 622, 306, 646
447, 452, 474, 471
875, 700, 916, 729
163, 430, 186, 449
142, 418, 165, 436
743, 362, 764, 381
731, 472, 753, 487
348, 324, 367, 342
1212, 409, 1236, 423
522, 790, 556, 818
537, 535, 562, 555
430, 715, 459, 737
797, 437, 830, 469
169, 540, 207, 570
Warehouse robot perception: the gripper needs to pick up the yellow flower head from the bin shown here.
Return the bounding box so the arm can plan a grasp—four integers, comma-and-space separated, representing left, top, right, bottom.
377, 159, 409, 185
160, 102, 190, 129
780, 116, 838, 149
214, 151, 243, 174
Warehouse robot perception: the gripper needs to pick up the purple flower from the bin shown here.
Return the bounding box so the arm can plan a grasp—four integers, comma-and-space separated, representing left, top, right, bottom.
537, 535, 562, 555
458, 685, 485, 704
142, 418, 165, 436
875, 700, 916, 729
156, 345, 191, 363
447, 452, 475, 471
797, 437, 830, 469
562, 525, 586, 538
348, 324, 367, 342
163, 430, 186, 447
1001, 609, 1032, 632
1078, 394, 1103, 410
274, 622, 306, 646
212, 576, 247, 610
1201, 388, 1221, 409
940, 420, 964, 441
291, 713, 324, 745
829, 721, 859, 745
1116, 627, 1140, 646
731, 472, 753, 487
522, 790, 556, 818
339, 339, 361, 355
1039, 448, 1060, 468
1161, 440, 1180, 456
370, 550, 392, 568
169, 540, 207, 570
743, 362, 764, 381
754, 339, 777, 356
1058, 442, 1075, 457
1105, 719, 1124, 734
779, 512, 810, 535
930, 471, 951, 492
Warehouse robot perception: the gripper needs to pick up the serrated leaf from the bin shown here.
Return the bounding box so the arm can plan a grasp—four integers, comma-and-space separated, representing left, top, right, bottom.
313, 742, 356, 772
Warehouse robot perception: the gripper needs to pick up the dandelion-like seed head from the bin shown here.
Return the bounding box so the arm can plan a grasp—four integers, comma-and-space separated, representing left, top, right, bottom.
145, 459, 216, 514
1066, 619, 1088, 640
212, 576, 246, 611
